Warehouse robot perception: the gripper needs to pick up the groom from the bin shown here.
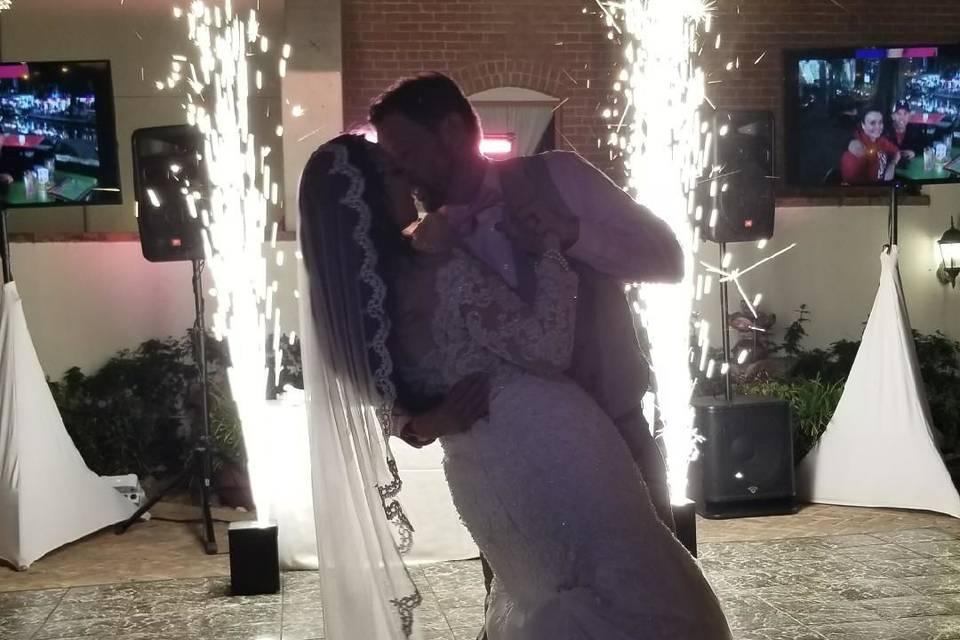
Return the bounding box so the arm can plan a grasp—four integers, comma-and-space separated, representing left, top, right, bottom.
371, 71, 683, 630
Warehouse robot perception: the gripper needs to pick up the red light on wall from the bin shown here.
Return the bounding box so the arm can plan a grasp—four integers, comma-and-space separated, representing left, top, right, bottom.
358, 128, 513, 155
479, 137, 513, 156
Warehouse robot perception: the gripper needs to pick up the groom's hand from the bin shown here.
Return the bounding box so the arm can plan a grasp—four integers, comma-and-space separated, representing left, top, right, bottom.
501, 198, 579, 253
409, 372, 490, 440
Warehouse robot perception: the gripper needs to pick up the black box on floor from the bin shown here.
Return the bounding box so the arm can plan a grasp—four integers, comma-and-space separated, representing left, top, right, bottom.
690, 396, 798, 519
228, 521, 280, 595
671, 499, 698, 557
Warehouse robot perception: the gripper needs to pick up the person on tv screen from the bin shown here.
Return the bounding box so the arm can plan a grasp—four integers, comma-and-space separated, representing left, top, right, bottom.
884, 101, 927, 162
840, 106, 901, 183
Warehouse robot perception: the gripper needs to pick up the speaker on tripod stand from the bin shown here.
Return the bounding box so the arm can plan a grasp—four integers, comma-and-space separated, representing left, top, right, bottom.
692, 109, 797, 519
115, 125, 218, 553
699, 109, 776, 243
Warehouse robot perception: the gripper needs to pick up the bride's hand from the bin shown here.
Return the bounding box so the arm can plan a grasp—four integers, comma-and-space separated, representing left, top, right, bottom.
541, 232, 562, 254
411, 213, 457, 254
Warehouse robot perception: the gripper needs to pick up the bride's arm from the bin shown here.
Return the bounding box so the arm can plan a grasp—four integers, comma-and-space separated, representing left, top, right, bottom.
447, 245, 579, 376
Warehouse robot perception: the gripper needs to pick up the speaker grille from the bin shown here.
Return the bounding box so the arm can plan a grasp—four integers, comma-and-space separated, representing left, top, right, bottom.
699, 109, 776, 243
132, 125, 207, 263
693, 397, 795, 506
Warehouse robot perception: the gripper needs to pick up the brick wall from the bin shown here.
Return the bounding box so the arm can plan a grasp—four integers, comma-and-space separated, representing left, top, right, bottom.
343, 0, 960, 175
341, 0, 616, 170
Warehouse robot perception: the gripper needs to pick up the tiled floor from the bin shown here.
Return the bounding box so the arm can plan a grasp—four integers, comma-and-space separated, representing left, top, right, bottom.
3, 504, 960, 639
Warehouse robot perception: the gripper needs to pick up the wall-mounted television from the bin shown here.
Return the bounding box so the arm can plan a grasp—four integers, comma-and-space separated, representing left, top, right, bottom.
784, 44, 960, 187
0, 60, 121, 208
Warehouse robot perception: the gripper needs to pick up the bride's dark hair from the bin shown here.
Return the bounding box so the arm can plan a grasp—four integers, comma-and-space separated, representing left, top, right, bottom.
299, 134, 435, 419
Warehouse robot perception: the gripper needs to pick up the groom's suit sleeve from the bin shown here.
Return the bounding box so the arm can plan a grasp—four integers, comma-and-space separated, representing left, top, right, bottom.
545, 152, 683, 283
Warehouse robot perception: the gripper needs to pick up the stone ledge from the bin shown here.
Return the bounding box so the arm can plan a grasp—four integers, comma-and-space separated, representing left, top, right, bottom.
776, 188, 931, 208
8, 230, 298, 243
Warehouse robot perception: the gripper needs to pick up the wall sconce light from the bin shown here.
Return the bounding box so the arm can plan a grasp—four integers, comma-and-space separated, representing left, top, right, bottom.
937, 216, 960, 288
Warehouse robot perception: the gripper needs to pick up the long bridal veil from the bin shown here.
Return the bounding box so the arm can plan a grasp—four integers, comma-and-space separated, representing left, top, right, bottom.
297, 137, 422, 639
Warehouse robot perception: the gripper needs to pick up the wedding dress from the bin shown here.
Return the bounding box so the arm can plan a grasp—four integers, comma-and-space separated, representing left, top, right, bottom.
391, 247, 730, 640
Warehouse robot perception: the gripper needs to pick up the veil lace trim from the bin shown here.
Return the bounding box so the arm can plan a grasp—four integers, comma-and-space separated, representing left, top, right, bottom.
327, 142, 422, 636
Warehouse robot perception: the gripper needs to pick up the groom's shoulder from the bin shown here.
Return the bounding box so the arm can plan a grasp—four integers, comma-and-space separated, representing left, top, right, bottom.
524, 149, 587, 168
498, 150, 593, 181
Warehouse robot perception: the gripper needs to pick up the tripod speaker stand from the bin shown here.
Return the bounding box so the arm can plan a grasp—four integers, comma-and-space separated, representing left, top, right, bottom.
115, 126, 217, 554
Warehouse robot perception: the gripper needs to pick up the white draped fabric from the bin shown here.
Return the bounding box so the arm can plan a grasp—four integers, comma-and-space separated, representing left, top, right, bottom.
0, 281, 135, 569
296, 139, 427, 639
260, 392, 478, 570
797, 247, 960, 518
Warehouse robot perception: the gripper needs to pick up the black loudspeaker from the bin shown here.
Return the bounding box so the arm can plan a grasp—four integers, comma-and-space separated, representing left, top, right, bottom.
132, 125, 206, 262
690, 396, 797, 519
700, 109, 776, 243
228, 521, 280, 595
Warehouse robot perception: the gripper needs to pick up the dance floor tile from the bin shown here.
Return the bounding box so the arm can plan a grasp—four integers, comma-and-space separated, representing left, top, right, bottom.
277, 621, 324, 640
717, 594, 802, 631
823, 576, 920, 601
0, 587, 65, 612
874, 528, 959, 544
442, 604, 484, 630
813, 615, 960, 640
0, 604, 53, 640
6, 503, 960, 639
733, 626, 827, 640
832, 542, 927, 561
903, 572, 960, 595
858, 594, 960, 620
904, 540, 960, 558
816, 533, 888, 549
433, 584, 487, 611
452, 627, 479, 640
859, 557, 960, 579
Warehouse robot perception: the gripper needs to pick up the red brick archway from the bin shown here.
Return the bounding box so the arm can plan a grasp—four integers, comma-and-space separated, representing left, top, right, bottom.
452, 59, 567, 100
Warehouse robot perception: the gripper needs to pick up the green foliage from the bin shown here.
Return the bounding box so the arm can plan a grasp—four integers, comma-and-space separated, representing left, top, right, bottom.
913, 331, 960, 452
208, 377, 243, 470
49, 337, 195, 477
737, 376, 845, 463
787, 339, 860, 384
49, 331, 305, 480
780, 304, 810, 356
697, 303, 960, 461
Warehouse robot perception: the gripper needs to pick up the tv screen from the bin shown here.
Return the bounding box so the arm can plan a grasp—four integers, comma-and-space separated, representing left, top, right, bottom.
784, 45, 960, 187
0, 60, 121, 208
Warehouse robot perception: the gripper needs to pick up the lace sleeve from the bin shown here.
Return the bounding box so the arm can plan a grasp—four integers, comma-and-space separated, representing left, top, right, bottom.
445, 249, 579, 376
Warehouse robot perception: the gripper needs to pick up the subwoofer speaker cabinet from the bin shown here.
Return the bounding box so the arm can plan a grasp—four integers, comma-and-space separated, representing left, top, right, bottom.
690, 396, 798, 519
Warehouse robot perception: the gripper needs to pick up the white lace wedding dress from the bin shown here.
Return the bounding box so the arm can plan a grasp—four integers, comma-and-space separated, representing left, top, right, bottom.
392, 248, 731, 640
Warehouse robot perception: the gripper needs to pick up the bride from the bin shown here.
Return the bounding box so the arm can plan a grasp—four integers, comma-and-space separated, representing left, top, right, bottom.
298, 133, 730, 640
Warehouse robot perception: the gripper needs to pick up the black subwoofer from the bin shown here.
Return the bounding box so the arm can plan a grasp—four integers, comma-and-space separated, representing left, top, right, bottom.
690, 396, 797, 519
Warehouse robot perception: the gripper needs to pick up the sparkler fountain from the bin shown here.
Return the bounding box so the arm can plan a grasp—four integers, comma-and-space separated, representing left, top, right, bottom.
167, 1, 290, 525
606, 0, 712, 510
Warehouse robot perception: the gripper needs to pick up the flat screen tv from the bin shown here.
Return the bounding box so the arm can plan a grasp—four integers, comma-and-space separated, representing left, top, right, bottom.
784, 44, 960, 187
0, 60, 121, 208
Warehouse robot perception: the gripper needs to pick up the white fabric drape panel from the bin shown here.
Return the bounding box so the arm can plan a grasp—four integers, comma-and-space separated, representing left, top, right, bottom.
260, 394, 319, 570
0, 281, 135, 570
389, 442, 479, 565
472, 103, 555, 156
297, 258, 420, 639
259, 393, 478, 570
797, 248, 960, 518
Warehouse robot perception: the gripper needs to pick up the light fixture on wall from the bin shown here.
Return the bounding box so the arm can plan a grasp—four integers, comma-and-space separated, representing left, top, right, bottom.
937, 216, 960, 288
479, 134, 514, 156
360, 128, 514, 156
